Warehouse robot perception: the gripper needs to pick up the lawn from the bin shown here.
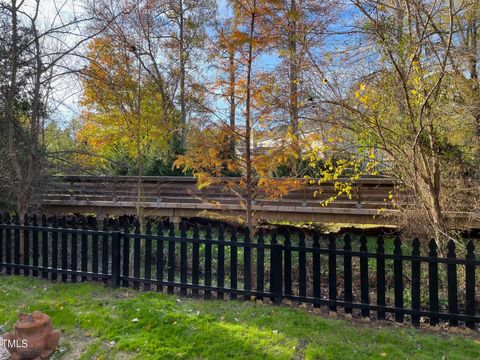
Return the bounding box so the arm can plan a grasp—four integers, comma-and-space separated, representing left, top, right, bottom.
0, 276, 479, 359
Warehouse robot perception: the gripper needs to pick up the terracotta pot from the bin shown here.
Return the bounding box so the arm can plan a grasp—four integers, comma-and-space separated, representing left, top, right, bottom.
2, 311, 60, 360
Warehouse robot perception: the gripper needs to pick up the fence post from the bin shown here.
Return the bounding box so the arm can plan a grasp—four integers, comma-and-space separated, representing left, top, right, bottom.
111, 219, 121, 288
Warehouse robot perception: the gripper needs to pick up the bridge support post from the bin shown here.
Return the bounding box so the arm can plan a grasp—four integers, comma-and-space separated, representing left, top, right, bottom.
170, 216, 182, 227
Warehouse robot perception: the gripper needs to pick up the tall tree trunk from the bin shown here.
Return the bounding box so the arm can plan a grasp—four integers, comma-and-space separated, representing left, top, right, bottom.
244, 0, 257, 232
228, 23, 237, 158
288, 0, 299, 137
179, 0, 187, 149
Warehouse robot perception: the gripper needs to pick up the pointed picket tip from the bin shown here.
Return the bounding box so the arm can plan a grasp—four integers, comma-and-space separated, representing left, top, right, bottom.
447, 239, 456, 255
23, 213, 29, 224
113, 218, 120, 231
359, 234, 368, 251
206, 223, 213, 237
412, 238, 421, 256
169, 221, 176, 236
393, 236, 402, 254
328, 233, 336, 248
412, 238, 420, 248
376, 234, 384, 246
41, 214, 47, 225
466, 240, 475, 254
124, 217, 131, 228
179, 221, 187, 236
298, 231, 306, 246
257, 227, 264, 238
192, 222, 199, 237
270, 228, 277, 244
217, 222, 225, 234
312, 231, 319, 247
283, 229, 290, 245
71, 215, 77, 227
32, 213, 38, 226
102, 217, 109, 230
134, 219, 141, 234
52, 215, 58, 226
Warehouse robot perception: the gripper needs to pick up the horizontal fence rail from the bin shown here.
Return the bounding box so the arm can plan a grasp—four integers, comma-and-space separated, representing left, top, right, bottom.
0, 213, 479, 329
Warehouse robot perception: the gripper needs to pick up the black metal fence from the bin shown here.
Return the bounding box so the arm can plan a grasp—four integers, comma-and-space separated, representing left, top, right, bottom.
0, 213, 479, 329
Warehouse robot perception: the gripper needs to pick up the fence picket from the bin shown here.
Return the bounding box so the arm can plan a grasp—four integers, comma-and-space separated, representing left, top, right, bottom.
32, 214, 39, 277
111, 219, 121, 288
283, 230, 292, 296
41, 215, 48, 279
466, 241, 476, 330
144, 221, 153, 291
123, 219, 130, 287
447, 240, 458, 327
217, 225, 226, 299
299, 232, 307, 299
394, 236, 404, 323
411, 238, 421, 327
428, 239, 439, 326
328, 233, 337, 312
91, 218, 99, 281
81, 217, 88, 282
156, 221, 164, 292
230, 227, 238, 300
61, 216, 68, 282
51, 216, 58, 281
205, 224, 213, 300
343, 234, 352, 314
101, 218, 109, 283
5, 213, 11, 276
359, 234, 369, 318
14, 213, 20, 275
243, 227, 251, 301
312, 232, 321, 308
180, 221, 188, 296
23, 214, 30, 277
191, 223, 199, 297
376, 235, 385, 320
256, 228, 264, 300
168, 222, 176, 295
71, 216, 78, 283
133, 219, 141, 290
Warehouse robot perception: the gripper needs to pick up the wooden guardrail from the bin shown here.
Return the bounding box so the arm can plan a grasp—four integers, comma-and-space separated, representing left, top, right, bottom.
39, 175, 402, 225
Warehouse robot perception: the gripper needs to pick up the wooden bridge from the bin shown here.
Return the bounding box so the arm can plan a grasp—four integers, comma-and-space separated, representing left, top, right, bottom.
39, 176, 479, 227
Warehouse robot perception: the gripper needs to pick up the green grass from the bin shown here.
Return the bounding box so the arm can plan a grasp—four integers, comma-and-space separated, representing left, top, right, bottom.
1, 276, 479, 359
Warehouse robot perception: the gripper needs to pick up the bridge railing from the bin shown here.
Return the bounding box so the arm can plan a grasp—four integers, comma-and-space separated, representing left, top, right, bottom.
40, 175, 399, 210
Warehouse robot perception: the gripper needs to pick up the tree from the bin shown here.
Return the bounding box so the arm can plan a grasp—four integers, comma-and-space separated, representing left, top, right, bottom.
308, 0, 479, 247
77, 37, 179, 175
175, 0, 304, 231
0, 0, 106, 218
87, 0, 216, 152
